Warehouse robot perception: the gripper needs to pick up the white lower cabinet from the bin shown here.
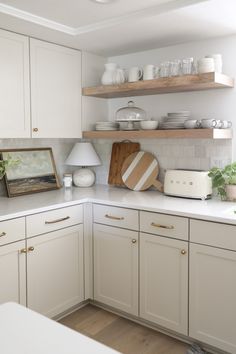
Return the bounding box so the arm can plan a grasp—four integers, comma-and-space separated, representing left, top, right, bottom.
189, 243, 236, 353
93, 223, 138, 315
26, 224, 84, 318
0, 240, 26, 305
140, 232, 188, 335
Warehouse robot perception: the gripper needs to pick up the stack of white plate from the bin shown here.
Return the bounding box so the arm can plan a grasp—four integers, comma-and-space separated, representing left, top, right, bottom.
160, 111, 190, 129
95, 121, 119, 131
198, 58, 215, 74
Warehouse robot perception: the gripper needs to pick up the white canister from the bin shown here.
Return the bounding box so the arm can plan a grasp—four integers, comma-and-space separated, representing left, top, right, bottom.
205, 54, 222, 73
128, 67, 143, 82
63, 173, 73, 188
143, 64, 159, 80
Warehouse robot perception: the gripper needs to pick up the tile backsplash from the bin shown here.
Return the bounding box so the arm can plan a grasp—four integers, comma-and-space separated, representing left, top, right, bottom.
0, 138, 232, 196
93, 138, 232, 185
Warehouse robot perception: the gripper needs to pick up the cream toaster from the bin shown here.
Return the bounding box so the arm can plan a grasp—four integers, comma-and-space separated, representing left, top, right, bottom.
164, 169, 212, 200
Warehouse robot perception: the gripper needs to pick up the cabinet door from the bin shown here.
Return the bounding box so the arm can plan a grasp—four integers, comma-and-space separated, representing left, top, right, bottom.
140, 233, 188, 335
189, 243, 236, 353
0, 29, 30, 138
0, 240, 26, 305
27, 224, 84, 318
94, 224, 138, 315
30, 38, 81, 138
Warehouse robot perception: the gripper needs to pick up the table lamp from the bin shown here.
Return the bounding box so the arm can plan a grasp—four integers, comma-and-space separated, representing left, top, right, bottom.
65, 142, 101, 187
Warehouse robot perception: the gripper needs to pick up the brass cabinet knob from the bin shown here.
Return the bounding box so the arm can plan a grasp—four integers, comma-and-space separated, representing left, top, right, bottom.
20, 248, 27, 254
181, 249, 187, 255
0, 232, 6, 238
28, 246, 34, 252
33, 128, 38, 132
132, 239, 137, 244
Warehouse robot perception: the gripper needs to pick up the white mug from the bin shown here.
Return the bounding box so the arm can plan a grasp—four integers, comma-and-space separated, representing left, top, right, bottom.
128, 67, 142, 82
184, 120, 200, 129
200, 119, 217, 128
143, 64, 158, 80
221, 120, 232, 129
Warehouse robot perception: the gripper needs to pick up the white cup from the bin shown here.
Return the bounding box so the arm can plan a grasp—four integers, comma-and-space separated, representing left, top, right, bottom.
220, 120, 232, 129
128, 67, 143, 82
184, 120, 201, 129
205, 54, 222, 73
200, 119, 217, 128
143, 64, 158, 80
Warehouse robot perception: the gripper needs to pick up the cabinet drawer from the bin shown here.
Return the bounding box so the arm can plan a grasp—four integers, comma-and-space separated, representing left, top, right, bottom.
26, 205, 83, 237
190, 219, 236, 250
140, 211, 188, 240
0, 218, 25, 246
93, 204, 139, 231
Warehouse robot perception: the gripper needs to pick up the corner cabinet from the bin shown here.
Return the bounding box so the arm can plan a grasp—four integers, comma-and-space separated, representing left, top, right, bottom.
93, 204, 139, 316
30, 39, 82, 138
0, 29, 31, 138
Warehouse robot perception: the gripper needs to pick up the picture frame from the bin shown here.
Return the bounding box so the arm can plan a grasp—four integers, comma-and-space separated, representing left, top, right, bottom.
1, 148, 61, 197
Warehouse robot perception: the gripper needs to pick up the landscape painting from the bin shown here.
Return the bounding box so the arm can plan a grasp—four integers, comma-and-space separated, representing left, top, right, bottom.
1, 148, 61, 197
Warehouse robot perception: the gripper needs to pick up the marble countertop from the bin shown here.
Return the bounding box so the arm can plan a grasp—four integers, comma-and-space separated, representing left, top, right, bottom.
0, 302, 120, 354
0, 184, 236, 224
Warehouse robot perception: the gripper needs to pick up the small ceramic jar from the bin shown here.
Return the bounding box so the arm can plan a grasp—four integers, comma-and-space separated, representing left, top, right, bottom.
63, 173, 72, 188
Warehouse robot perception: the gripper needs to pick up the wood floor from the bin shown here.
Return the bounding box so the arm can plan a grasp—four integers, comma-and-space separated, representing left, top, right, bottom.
59, 304, 190, 354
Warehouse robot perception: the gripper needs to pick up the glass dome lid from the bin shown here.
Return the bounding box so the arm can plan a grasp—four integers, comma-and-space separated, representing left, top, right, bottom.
116, 101, 146, 122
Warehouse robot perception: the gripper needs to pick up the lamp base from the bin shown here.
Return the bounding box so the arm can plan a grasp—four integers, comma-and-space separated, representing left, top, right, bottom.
73, 168, 95, 187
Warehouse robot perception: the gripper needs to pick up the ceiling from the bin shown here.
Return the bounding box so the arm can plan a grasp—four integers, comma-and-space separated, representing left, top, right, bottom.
0, 0, 236, 56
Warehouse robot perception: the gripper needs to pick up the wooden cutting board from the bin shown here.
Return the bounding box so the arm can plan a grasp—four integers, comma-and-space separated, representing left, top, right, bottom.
108, 141, 140, 186
121, 151, 163, 192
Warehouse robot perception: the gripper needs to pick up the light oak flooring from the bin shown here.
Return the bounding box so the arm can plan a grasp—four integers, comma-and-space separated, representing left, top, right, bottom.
59, 304, 190, 354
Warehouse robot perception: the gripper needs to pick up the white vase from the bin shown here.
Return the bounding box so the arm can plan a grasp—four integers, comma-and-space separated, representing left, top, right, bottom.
226, 184, 236, 201
101, 63, 118, 85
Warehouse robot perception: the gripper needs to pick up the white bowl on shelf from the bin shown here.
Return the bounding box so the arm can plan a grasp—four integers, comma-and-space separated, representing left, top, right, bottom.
140, 120, 159, 130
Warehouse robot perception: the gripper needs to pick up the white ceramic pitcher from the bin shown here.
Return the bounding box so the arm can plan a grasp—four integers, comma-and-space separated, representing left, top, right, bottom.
101, 63, 118, 85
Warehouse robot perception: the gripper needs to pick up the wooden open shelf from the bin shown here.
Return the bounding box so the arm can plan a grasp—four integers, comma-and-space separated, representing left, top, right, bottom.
82, 73, 234, 98
82, 129, 232, 140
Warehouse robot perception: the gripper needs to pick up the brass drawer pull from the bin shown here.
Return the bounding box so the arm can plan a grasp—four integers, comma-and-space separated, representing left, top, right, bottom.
0, 232, 6, 238
151, 222, 174, 230
28, 246, 34, 252
20, 248, 27, 254
45, 216, 70, 224
105, 214, 124, 221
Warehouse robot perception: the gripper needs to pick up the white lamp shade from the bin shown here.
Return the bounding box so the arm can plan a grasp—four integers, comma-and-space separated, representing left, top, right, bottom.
65, 142, 101, 166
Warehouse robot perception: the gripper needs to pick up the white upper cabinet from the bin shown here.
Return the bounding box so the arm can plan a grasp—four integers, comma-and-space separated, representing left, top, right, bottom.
0, 29, 31, 138
30, 39, 82, 138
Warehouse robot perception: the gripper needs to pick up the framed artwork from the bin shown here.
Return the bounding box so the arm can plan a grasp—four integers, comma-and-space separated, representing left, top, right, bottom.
1, 148, 61, 197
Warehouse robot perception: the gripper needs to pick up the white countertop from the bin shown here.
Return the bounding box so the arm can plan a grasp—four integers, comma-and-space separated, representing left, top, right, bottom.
0, 302, 120, 354
0, 184, 236, 224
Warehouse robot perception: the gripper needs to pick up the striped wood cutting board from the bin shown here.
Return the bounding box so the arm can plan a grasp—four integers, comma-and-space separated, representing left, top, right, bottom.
121, 151, 163, 192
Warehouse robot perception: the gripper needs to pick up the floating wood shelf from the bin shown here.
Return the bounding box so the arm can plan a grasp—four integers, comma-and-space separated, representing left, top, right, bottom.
82, 73, 234, 98
82, 129, 232, 140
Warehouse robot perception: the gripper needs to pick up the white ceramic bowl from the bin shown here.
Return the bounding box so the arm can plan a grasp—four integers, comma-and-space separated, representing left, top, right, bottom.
140, 120, 159, 130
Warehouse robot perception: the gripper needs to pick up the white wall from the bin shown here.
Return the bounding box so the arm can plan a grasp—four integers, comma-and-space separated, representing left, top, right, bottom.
82, 51, 108, 131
